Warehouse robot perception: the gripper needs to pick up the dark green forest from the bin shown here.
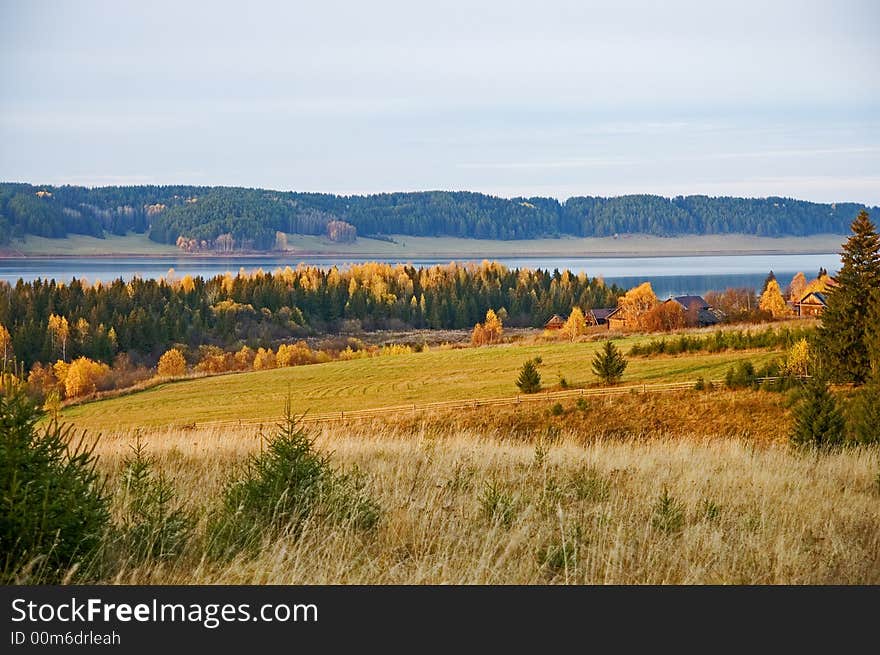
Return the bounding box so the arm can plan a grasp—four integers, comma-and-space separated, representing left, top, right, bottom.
0, 183, 873, 249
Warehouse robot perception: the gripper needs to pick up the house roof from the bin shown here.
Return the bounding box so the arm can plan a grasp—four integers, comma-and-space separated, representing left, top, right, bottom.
589, 308, 617, 320
544, 314, 565, 326
798, 291, 827, 305
667, 295, 709, 309
697, 307, 723, 324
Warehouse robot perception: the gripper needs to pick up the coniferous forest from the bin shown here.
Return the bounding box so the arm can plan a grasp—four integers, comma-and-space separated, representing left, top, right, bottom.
0, 183, 874, 249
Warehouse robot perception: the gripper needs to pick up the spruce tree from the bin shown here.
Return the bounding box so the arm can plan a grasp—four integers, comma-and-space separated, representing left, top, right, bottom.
790, 378, 845, 448
591, 340, 628, 385
867, 286, 880, 379
516, 359, 542, 394
814, 211, 880, 383
846, 382, 880, 445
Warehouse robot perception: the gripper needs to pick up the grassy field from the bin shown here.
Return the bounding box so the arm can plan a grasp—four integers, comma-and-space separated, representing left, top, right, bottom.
7, 233, 178, 256
4, 232, 845, 258
86, 420, 880, 584
63, 337, 781, 432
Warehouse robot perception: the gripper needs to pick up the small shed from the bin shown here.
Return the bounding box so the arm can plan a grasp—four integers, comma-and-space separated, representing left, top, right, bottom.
796, 291, 827, 317
544, 314, 565, 330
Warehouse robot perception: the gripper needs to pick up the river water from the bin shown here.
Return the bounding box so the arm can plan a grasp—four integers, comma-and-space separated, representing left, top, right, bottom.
0, 253, 842, 298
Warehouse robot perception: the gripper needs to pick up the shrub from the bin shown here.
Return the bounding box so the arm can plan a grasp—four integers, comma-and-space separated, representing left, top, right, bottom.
652, 487, 685, 534
0, 388, 110, 583
516, 359, 542, 394
209, 408, 378, 556
567, 466, 611, 502
550, 402, 564, 416
789, 378, 845, 448
478, 480, 516, 527
725, 360, 757, 389
113, 439, 192, 565
591, 341, 627, 385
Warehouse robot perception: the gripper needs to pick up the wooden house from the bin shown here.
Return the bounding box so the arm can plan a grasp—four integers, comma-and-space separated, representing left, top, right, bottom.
796, 291, 827, 317
587, 308, 616, 326
606, 307, 632, 331
663, 295, 723, 327
544, 314, 565, 330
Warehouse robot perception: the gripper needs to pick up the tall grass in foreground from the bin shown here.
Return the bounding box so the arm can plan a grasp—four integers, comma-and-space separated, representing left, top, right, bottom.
85, 422, 880, 584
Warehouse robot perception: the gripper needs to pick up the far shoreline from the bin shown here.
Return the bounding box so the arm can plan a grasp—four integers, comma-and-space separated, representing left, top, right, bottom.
0, 232, 846, 261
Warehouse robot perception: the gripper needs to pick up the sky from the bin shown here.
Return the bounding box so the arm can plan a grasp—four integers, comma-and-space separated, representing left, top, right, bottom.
1, 0, 878, 203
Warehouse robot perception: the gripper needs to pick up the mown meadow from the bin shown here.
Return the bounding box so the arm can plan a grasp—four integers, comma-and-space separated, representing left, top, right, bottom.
61, 336, 782, 432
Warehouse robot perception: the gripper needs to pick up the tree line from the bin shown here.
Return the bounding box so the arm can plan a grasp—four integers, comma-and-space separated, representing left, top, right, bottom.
0, 261, 622, 370
1, 182, 875, 247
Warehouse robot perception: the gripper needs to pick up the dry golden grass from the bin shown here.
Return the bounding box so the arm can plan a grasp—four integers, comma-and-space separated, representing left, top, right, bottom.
89, 403, 880, 585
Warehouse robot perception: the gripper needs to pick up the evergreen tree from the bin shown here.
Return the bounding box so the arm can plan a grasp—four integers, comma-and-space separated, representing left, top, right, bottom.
515, 359, 541, 394
847, 382, 880, 445
761, 270, 777, 295
591, 340, 628, 385
867, 287, 880, 379
814, 211, 880, 383
790, 378, 845, 448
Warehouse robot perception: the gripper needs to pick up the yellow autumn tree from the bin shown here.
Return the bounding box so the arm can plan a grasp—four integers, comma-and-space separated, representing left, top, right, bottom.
759, 279, 792, 318
157, 348, 187, 377
786, 338, 811, 377
617, 282, 658, 329
253, 347, 277, 370
180, 274, 196, 294
561, 307, 588, 341
788, 272, 808, 302
234, 345, 255, 370
802, 273, 833, 296
52, 360, 69, 395
471, 309, 504, 346
483, 309, 503, 342
63, 357, 110, 398
48, 314, 70, 360
470, 323, 487, 346
0, 323, 11, 367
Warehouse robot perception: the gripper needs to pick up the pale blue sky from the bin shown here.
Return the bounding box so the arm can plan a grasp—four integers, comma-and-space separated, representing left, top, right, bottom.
1, 0, 878, 202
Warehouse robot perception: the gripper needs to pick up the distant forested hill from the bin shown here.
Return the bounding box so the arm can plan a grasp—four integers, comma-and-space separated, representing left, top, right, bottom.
0, 182, 874, 249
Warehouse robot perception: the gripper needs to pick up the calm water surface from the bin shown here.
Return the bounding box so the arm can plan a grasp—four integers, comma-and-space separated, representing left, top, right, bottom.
0, 253, 842, 298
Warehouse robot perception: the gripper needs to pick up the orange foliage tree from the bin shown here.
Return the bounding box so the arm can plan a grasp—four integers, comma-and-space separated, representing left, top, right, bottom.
0, 323, 11, 368
641, 301, 687, 332
253, 347, 277, 370
158, 349, 187, 377
617, 282, 658, 329
560, 307, 587, 341
471, 309, 504, 346
63, 357, 110, 398
759, 279, 792, 318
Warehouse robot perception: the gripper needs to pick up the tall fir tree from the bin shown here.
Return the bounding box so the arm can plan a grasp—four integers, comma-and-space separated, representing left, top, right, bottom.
814, 210, 880, 383
790, 378, 845, 448
867, 286, 880, 379
515, 359, 542, 394
591, 340, 628, 385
